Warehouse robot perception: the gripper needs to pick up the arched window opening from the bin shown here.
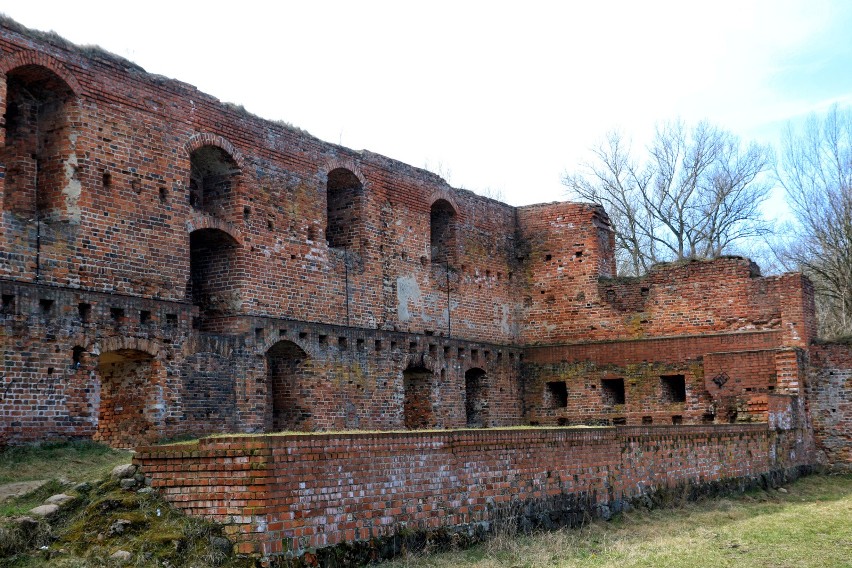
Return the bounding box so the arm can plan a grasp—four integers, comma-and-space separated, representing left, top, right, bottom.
465, 368, 488, 427
430, 199, 457, 264
188, 228, 240, 317
188, 145, 240, 218
326, 168, 363, 250
3, 65, 75, 217
93, 349, 157, 448
403, 365, 435, 429
266, 340, 311, 431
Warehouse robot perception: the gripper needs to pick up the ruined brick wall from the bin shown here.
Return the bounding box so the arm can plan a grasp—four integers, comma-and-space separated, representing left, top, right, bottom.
0, 23, 525, 343
521, 333, 809, 427
515, 210, 814, 346
136, 425, 814, 559
0, 276, 525, 445
808, 343, 852, 467
0, 19, 821, 447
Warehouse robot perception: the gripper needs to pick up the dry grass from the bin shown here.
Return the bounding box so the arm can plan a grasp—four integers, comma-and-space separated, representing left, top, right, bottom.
0, 441, 132, 485
384, 473, 852, 568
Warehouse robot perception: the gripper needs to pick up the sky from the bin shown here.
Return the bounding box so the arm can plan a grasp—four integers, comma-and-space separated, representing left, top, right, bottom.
2, 1, 852, 209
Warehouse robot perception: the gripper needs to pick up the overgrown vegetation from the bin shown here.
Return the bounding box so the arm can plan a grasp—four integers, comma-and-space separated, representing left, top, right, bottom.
0, 442, 252, 567
0, 441, 132, 485
383, 473, 852, 568
1, 476, 254, 567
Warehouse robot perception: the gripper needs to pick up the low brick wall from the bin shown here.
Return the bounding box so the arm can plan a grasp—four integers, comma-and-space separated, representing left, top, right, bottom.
135, 425, 814, 561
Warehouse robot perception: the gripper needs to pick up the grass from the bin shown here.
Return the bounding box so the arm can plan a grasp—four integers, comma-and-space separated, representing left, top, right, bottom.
0, 441, 132, 485
384, 473, 852, 568
0, 480, 67, 517
0, 442, 252, 568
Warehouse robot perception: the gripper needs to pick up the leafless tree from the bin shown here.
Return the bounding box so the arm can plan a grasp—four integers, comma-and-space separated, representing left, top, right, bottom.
777, 105, 852, 338
564, 120, 773, 276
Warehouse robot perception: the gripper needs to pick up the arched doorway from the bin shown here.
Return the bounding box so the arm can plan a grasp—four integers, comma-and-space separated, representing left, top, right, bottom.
326, 167, 363, 250
94, 349, 158, 448
403, 366, 435, 429
188, 228, 240, 317
188, 145, 241, 220
430, 199, 457, 264
3, 64, 76, 218
266, 340, 311, 431
465, 368, 488, 427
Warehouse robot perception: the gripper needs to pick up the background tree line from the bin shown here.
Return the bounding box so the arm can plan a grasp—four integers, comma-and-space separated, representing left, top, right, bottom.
563, 106, 852, 339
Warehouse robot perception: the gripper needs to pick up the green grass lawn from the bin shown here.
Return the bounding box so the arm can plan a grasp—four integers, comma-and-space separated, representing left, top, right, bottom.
385, 473, 852, 568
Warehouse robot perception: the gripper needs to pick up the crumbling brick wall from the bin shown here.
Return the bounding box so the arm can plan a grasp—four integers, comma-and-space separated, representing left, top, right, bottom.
0, 18, 823, 447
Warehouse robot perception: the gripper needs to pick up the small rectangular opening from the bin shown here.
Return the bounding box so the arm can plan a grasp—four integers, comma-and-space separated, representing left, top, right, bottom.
78, 302, 91, 322
356, 338, 364, 349
642, 416, 653, 425
429, 344, 437, 355
279, 328, 288, 337
375, 340, 383, 352
110, 307, 124, 322
702, 413, 715, 423
140, 310, 151, 324
671, 415, 683, 425
39, 299, 54, 314
601, 378, 626, 405
255, 327, 265, 341
1, 294, 15, 314
546, 381, 568, 408
409, 341, 417, 353
443, 346, 450, 357
661, 375, 687, 403
338, 337, 347, 349
390, 341, 397, 350
165, 313, 178, 327
299, 331, 308, 339
318, 334, 328, 345
471, 349, 479, 360
612, 417, 627, 425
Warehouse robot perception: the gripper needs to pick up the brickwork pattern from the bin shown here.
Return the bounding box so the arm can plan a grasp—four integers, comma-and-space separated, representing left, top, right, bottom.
136, 426, 813, 559
808, 344, 852, 466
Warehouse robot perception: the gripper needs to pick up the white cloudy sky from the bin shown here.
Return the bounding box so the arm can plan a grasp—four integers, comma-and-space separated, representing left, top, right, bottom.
2, 1, 851, 208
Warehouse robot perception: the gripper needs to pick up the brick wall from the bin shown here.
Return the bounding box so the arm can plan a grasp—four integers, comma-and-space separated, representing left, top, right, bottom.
0, 19, 822, 449
136, 426, 814, 560
808, 343, 852, 466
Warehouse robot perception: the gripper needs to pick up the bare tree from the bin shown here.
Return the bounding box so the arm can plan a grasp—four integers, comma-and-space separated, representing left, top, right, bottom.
564, 120, 773, 276
777, 105, 852, 338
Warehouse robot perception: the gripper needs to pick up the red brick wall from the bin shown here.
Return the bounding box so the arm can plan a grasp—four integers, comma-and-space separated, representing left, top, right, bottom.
136, 426, 814, 559
0, 19, 821, 449
518, 246, 812, 346
808, 344, 852, 466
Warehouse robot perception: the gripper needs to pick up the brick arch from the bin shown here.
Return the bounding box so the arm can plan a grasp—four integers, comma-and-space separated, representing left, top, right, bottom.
185, 213, 244, 246
257, 334, 311, 357
91, 336, 164, 359
321, 157, 367, 187
427, 190, 461, 219
0, 50, 84, 95
184, 133, 247, 172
